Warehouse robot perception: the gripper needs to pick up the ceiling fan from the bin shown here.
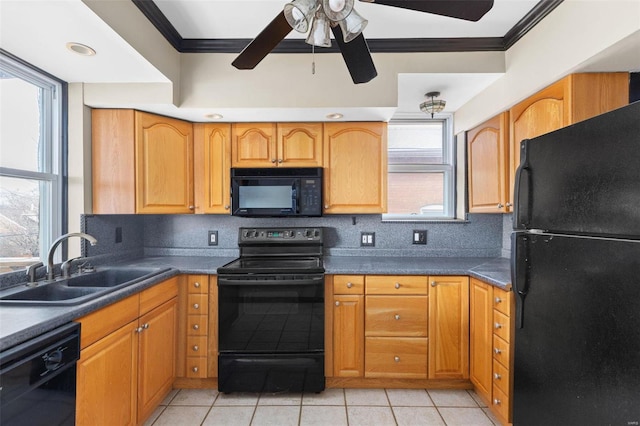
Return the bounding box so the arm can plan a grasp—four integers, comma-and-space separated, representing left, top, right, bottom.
231, 0, 494, 84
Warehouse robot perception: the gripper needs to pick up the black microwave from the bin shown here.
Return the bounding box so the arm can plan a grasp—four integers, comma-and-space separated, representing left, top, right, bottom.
231, 167, 323, 217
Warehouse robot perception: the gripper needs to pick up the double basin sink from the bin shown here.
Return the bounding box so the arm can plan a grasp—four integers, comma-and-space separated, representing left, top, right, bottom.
0, 266, 171, 306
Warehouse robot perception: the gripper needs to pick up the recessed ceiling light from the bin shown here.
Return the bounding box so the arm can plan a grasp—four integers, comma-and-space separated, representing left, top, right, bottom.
205, 113, 224, 120
326, 113, 343, 120
66, 42, 96, 56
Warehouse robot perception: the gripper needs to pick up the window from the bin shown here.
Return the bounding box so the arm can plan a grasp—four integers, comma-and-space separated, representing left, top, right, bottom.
0, 51, 65, 273
384, 118, 455, 220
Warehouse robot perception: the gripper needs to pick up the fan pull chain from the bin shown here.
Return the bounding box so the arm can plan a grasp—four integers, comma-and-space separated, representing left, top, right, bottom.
311, 44, 316, 75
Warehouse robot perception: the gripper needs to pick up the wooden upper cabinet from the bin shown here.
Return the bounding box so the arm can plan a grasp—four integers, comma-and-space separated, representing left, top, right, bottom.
194, 123, 231, 214
509, 72, 629, 206
467, 112, 510, 213
231, 123, 322, 167
323, 122, 388, 214
92, 109, 194, 214
135, 112, 194, 213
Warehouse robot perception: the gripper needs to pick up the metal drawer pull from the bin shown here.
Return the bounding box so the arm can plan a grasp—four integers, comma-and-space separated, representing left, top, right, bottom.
494, 297, 502, 303
335, 301, 340, 306
494, 398, 501, 405
142, 323, 149, 329
395, 282, 401, 289
194, 282, 200, 288
193, 303, 199, 309
193, 345, 199, 352
494, 373, 501, 380
193, 324, 200, 330
136, 327, 143, 333
494, 323, 503, 329
346, 282, 353, 288
494, 348, 502, 355
394, 356, 400, 362
394, 314, 400, 320
431, 281, 437, 287
192, 367, 199, 373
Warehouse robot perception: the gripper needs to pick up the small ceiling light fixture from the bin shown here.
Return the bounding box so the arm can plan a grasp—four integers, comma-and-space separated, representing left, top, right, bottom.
66, 42, 96, 56
420, 91, 446, 118
326, 112, 343, 120
204, 113, 224, 120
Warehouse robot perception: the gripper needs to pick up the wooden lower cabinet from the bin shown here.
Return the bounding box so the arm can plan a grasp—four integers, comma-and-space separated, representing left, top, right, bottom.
75, 277, 178, 426
469, 278, 493, 402
333, 294, 365, 377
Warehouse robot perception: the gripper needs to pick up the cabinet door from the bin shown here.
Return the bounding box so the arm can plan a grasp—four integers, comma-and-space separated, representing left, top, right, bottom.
277, 123, 323, 167
469, 278, 493, 403
467, 113, 509, 213
194, 123, 231, 213
232, 123, 277, 167
135, 111, 194, 213
137, 298, 177, 424
428, 276, 469, 379
76, 322, 138, 426
323, 122, 387, 213
333, 294, 364, 377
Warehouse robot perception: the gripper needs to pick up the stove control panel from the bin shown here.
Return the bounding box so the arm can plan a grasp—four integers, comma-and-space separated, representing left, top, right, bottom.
239, 227, 323, 243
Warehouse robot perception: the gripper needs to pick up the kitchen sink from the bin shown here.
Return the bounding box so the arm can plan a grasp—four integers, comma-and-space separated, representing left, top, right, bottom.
0, 266, 170, 306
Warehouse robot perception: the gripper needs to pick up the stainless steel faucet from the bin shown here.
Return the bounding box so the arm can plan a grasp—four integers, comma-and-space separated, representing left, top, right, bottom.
46, 232, 98, 281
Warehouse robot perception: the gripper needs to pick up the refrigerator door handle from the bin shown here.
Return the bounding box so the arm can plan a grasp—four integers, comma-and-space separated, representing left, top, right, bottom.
513, 139, 531, 230
512, 232, 530, 329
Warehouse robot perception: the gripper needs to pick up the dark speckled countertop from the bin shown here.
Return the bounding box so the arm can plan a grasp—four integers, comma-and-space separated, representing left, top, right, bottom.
0, 255, 509, 351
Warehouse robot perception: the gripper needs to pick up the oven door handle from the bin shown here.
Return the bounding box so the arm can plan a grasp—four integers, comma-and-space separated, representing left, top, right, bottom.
218, 276, 324, 287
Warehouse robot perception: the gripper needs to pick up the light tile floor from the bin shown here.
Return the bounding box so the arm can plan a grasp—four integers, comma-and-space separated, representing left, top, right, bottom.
144, 388, 501, 426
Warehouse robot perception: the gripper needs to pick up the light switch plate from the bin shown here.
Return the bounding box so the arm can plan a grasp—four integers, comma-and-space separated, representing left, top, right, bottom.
413, 230, 427, 245
208, 230, 218, 246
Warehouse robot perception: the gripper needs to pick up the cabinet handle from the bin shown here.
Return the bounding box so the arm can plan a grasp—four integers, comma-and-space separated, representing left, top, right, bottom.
189, 205, 195, 210
394, 282, 401, 289
497, 203, 504, 209
193, 345, 199, 352
136, 327, 143, 333
193, 303, 200, 310
494, 373, 501, 380
193, 324, 200, 330
506, 202, 513, 207
194, 282, 200, 288
431, 281, 437, 287
494, 297, 502, 304
494, 348, 502, 355
394, 356, 400, 363
494, 323, 503, 329
192, 367, 199, 373
335, 301, 340, 306
324, 204, 329, 209
224, 205, 230, 210
346, 282, 353, 288
278, 159, 283, 163
394, 314, 401, 320
493, 398, 501, 406
271, 159, 277, 163
142, 323, 149, 330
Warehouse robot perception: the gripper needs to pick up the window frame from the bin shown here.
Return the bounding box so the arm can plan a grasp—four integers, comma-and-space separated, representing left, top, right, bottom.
0, 49, 67, 269
383, 115, 456, 221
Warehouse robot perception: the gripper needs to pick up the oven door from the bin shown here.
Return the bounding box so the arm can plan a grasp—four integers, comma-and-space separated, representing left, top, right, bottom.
218, 274, 324, 353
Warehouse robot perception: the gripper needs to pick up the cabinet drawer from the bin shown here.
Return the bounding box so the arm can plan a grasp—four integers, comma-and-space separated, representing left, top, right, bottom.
186, 336, 208, 356
365, 296, 428, 337
187, 294, 208, 315
187, 276, 208, 294
365, 276, 428, 295
187, 315, 208, 336
333, 275, 364, 295
140, 277, 179, 316
364, 337, 428, 379
493, 334, 511, 368
492, 381, 510, 422
77, 294, 139, 350
493, 288, 511, 316
493, 310, 511, 343
185, 357, 208, 378
492, 358, 510, 396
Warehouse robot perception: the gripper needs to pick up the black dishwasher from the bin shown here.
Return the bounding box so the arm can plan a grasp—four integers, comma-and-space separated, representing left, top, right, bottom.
1, 322, 80, 426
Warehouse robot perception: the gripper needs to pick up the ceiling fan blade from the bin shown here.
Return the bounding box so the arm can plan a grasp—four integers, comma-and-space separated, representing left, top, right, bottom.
232, 12, 292, 70
360, 0, 494, 22
331, 25, 378, 84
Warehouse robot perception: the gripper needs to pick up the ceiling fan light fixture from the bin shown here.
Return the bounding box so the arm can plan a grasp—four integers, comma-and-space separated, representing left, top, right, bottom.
322, 0, 354, 21
284, 0, 317, 33
338, 8, 368, 42
306, 9, 332, 47
419, 91, 446, 118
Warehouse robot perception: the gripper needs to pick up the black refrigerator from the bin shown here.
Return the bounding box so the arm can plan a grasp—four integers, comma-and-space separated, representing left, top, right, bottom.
511, 100, 640, 425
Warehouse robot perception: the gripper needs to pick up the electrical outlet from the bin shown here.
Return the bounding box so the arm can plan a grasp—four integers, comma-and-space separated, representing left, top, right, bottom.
361, 232, 375, 247
208, 230, 218, 246
413, 230, 427, 245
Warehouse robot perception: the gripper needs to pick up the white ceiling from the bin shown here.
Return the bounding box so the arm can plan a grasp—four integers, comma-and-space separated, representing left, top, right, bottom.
2, 0, 631, 123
